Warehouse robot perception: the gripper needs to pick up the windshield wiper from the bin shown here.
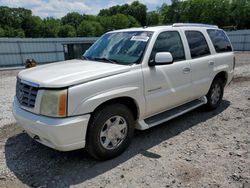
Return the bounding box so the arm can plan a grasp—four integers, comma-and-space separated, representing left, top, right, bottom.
93, 57, 119, 64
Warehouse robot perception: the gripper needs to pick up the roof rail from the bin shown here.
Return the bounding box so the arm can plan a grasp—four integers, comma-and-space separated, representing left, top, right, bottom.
172, 23, 218, 29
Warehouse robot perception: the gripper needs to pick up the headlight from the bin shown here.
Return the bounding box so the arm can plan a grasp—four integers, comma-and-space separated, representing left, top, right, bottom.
40, 89, 67, 117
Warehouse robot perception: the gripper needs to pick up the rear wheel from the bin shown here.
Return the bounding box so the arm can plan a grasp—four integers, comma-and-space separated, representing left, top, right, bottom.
204, 78, 224, 110
86, 103, 134, 160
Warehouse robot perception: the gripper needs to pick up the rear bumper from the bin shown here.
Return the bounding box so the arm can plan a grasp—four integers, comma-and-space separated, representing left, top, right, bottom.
12, 98, 90, 151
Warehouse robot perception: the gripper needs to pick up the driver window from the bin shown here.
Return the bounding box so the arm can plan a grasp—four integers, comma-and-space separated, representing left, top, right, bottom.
150, 31, 186, 62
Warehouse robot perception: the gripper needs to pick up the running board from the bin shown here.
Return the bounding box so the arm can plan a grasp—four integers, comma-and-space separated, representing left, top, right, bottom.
144, 97, 207, 128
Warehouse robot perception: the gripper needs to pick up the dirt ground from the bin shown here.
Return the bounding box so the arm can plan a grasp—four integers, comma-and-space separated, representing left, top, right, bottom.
0, 52, 249, 188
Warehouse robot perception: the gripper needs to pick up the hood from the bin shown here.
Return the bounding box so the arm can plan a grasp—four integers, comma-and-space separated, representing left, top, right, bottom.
18, 59, 131, 88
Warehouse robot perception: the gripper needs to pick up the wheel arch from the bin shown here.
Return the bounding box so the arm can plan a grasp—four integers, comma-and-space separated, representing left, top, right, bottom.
212, 71, 228, 87
90, 96, 140, 121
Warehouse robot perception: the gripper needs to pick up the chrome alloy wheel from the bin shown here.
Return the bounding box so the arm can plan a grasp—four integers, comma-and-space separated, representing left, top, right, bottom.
211, 83, 221, 105
100, 116, 128, 150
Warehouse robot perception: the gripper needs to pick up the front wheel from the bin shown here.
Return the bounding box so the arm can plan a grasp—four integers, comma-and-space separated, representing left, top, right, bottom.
204, 78, 224, 110
86, 103, 135, 160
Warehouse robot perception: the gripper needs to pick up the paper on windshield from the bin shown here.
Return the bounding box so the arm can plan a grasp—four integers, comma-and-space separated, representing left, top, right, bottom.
131, 35, 149, 42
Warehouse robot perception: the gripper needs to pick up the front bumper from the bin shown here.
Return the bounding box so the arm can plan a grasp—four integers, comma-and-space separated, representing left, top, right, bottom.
12, 98, 90, 151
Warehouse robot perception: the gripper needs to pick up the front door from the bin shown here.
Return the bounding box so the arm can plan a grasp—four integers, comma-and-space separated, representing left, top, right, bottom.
143, 31, 192, 117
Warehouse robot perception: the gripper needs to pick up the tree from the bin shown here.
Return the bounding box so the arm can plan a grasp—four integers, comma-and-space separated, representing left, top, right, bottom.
98, 1, 146, 26
14, 29, 25, 37
110, 14, 130, 29
127, 15, 140, 27
0, 7, 32, 29
97, 16, 115, 32
82, 14, 98, 22
230, 0, 250, 29
98, 14, 140, 32
61, 12, 83, 28
77, 21, 95, 37
22, 16, 43, 37
41, 18, 61, 37
1, 0, 250, 38
147, 11, 160, 26
0, 27, 5, 37
158, 3, 170, 24
91, 21, 104, 36
99, 5, 121, 16
3, 27, 25, 37
159, 0, 232, 28
128, 1, 147, 26
77, 20, 103, 37
58, 24, 76, 37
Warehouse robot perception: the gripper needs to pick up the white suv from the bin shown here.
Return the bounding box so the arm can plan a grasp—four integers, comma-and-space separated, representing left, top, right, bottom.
13, 23, 234, 159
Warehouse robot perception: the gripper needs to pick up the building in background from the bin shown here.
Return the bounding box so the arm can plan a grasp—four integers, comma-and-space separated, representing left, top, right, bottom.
0, 30, 250, 67
0, 37, 97, 67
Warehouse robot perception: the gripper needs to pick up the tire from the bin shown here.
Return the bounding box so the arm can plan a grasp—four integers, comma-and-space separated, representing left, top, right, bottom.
204, 78, 224, 111
86, 103, 135, 160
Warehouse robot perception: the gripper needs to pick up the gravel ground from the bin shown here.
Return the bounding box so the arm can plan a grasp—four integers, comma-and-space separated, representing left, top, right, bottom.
0, 69, 19, 128
0, 52, 249, 188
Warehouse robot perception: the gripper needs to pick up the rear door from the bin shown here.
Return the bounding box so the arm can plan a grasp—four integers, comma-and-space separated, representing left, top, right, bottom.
184, 30, 214, 98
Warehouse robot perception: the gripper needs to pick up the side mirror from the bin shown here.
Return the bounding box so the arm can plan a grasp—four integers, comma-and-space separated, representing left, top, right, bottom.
152, 52, 173, 66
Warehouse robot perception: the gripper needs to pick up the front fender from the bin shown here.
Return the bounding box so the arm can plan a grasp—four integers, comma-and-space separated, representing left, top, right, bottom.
69, 86, 145, 118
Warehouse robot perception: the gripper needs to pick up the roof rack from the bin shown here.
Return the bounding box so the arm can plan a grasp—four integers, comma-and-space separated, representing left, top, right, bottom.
172, 23, 218, 29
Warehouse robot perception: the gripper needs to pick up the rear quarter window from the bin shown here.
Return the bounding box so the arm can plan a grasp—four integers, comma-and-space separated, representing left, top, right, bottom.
185, 31, 211, 59
207, 29, 232, 53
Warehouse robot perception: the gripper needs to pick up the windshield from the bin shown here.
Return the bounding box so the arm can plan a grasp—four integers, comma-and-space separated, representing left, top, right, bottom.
83, 31, 153, 65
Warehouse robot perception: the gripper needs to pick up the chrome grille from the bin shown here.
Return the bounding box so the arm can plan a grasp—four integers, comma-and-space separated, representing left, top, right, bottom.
16, 78, 38, 108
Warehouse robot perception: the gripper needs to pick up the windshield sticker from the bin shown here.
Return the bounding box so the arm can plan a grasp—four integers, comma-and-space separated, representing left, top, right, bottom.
131, 35, 149, 42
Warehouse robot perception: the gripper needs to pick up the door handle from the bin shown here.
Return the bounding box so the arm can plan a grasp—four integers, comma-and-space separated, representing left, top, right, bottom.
208, 61, 215, 66
183, 67, 191, 74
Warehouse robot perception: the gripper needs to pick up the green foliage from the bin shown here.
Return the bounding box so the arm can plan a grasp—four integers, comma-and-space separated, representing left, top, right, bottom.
58, 24, 76, 37
158, 3, 169, 24
22, 16, 43, 37
3, 27, 25, 37
99, 1, 147, 26
0, 7, 32, 29
108, 14, 129, 29
147, 11, 160, 26
159, 0, 248, 28
230, 0, 250, 29
97, 14, 140, 32
77, 20, 103, 37
61, 12, 83, 28
0, 27, 5, 37
127, 16, 140, 27
41, 18, 61, 37
14, 29, 25, 38
0, 0, 250, 38
126, 1, 147, 26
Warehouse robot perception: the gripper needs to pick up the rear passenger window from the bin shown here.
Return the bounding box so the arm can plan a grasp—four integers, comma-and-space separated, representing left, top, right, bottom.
185, 31, 210, 58
207, 29, 232, 53
151, 31, 185, 62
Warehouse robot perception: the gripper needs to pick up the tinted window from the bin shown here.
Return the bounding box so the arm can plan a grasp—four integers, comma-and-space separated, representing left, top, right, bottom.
151, 31, 185, 62
185, 31, 210, 58
207, 29, 232, 53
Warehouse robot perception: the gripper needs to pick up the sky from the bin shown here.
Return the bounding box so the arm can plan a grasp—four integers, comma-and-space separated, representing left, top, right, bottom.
0, 0, 171, 18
